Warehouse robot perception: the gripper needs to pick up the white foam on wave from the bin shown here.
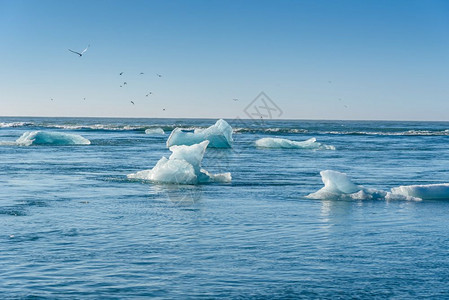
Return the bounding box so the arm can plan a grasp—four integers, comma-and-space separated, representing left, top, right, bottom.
15, 131, 91, 146
0, 122, 33, 128
166, 119, 233, 148
233, 127, 308, 134
306, 170, 420, 201
255, 137, 335, 150
128, 140, 231, 185
325, 130, 449, 136
145, 128, 165, 135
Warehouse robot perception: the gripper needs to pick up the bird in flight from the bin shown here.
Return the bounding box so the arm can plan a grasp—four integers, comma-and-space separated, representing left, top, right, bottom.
123, 82, 127, 85
68, 45, 90, 57
233, 98, 239, 101
131, 101, 135, 105
140, 72, 144, 75
156, 74, 162, 78
119, 72, 124, 75
146, 92, 152, 97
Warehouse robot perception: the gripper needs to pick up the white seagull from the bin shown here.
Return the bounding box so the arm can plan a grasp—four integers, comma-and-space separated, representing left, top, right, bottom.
68, 45, 90, 57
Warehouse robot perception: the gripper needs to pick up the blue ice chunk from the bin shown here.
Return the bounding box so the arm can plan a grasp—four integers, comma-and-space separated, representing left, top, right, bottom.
166, 119, 233, 148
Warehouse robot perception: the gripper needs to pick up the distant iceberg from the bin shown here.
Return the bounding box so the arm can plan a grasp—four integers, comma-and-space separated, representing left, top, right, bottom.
166, 119, 233, 148
145, 128, 165, 135
391, 184, 449, 200
306, 170, 419, 201
15, 131, 91, 146
255, 137, 335, 150
128, 140, 231, 185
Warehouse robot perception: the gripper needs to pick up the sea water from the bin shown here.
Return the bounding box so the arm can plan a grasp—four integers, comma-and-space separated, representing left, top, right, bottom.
1, 117, 449, 298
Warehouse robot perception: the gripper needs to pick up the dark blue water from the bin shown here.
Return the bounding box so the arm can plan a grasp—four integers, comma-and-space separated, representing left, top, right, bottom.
1, 117, 449, 298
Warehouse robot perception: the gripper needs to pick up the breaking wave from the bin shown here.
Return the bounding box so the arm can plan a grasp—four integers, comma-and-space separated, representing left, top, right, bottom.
1, 120, 449, 136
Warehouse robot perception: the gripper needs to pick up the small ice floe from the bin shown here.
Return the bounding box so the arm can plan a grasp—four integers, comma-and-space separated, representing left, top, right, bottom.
128, 140, 231, 185
391, 184, 449, 200
255, 137, 335, 150
166, 119, 233, 148
306, 170, 419, 201
15, 131, 91, 146
145, 128, 165, 135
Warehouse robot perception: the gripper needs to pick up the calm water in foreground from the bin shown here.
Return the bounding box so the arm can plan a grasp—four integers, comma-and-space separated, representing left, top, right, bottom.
1, 117, 449, 298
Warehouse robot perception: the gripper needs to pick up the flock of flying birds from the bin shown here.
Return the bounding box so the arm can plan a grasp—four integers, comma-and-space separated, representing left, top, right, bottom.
117, 71, 162, 107
60, 44, 242, 110
62, 45, 349, 111
63, 45, 167, 110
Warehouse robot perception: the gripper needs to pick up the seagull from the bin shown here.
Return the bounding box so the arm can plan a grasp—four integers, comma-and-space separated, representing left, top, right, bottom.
123, 82, 127, 85
68, 45, 90, 57
146, 92, 152, 97
156, 74, 162, 78
140, 72, 144, 75
119, 72, 124, 75
83, 97, 86, 101
131, 101, 135, 105
50, 98, 54, 101
233, 98, 239, 101
162, 108, 166, 111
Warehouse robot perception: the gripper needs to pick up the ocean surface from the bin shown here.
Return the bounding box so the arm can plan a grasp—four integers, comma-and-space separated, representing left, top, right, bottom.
1, 117, 449, 298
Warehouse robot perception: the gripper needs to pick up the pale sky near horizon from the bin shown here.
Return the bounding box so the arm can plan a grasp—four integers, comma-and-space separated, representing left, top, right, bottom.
1, 0, 449, 121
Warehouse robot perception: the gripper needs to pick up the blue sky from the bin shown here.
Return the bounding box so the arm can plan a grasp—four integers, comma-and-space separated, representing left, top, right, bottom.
1, 0, 448, 120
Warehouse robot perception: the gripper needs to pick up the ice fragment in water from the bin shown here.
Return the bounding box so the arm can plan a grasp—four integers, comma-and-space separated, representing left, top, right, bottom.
255, 137, 335, 150
15, 131, 91, 146
128, 140, 231, 184
166, 119, 233, 148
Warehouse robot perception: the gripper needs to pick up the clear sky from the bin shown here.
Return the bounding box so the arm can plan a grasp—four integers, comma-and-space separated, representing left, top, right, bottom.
1, 0, 448, 120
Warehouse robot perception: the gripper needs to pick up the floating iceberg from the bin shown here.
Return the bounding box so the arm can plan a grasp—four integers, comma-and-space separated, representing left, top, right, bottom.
145, 128, 165, 135
255, 137, 335, 150
15, 131, 91, 146
391, 184, 449, 200
166, 119, 233, 148
128, 140, 231, 185
306, 170, 418, 201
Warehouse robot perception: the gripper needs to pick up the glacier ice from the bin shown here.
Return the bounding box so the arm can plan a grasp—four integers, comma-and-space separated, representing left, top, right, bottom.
166, 119, 233, 148
127, 140, 231, 185
255, 137, 335, 150
15, 131, 91, 146
391, 184, 449, 200
306, 170, 419, 201
145, 128, 165, 135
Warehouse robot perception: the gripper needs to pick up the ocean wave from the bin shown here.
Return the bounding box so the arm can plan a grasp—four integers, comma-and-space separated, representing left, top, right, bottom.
323, 130, 449, 136
233, 127, 308, 134
2, 120, 448, 137
0, 122, 34, 128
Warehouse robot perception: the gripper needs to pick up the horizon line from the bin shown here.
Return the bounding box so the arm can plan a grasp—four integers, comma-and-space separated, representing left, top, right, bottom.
1, 115, 448, 123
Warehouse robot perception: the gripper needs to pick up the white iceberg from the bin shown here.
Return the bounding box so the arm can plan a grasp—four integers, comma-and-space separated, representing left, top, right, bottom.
15, 131, 91, 146
145, 128, 165, 135
127, 140, 231, 185
391, 184, 449, 200
306, 170, 419, 201
255, 137, 335, 150
166, 119, 233, 148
